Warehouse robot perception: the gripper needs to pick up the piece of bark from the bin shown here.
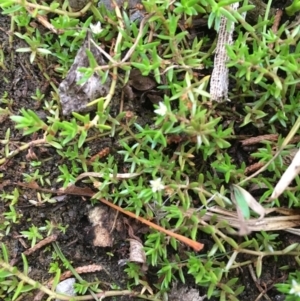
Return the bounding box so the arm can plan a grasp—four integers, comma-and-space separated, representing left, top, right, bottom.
87, 205, 123, 247
58, 36, 111, 116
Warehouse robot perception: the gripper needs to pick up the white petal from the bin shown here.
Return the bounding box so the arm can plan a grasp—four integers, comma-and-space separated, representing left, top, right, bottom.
150, 178, 165, 192
90, 22, 102, 34
154, 102, 167, 116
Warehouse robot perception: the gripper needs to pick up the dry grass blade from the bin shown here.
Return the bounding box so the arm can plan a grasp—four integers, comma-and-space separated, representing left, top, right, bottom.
239, 115, 300, 185
75, 171, 141, 182
186, 206, 300, 233
270, 148, 300, 200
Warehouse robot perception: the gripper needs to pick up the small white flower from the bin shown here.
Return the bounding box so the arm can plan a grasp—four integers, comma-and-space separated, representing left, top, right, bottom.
290, 279, 300, 297
150, 178, 165, 192
90, 22, 102, 34
154, 102, 167, 116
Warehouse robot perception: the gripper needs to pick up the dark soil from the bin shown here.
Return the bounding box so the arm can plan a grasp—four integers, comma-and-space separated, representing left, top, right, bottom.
0, 13, 139, 301
0, 5, 296, 301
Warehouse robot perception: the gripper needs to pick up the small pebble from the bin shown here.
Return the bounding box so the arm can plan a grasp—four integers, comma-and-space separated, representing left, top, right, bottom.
273, 295, 285, 301
55, 278, 76, 301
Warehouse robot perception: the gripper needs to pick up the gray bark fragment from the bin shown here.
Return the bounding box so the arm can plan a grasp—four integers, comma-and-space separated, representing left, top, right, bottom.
58, 37, 111, 116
